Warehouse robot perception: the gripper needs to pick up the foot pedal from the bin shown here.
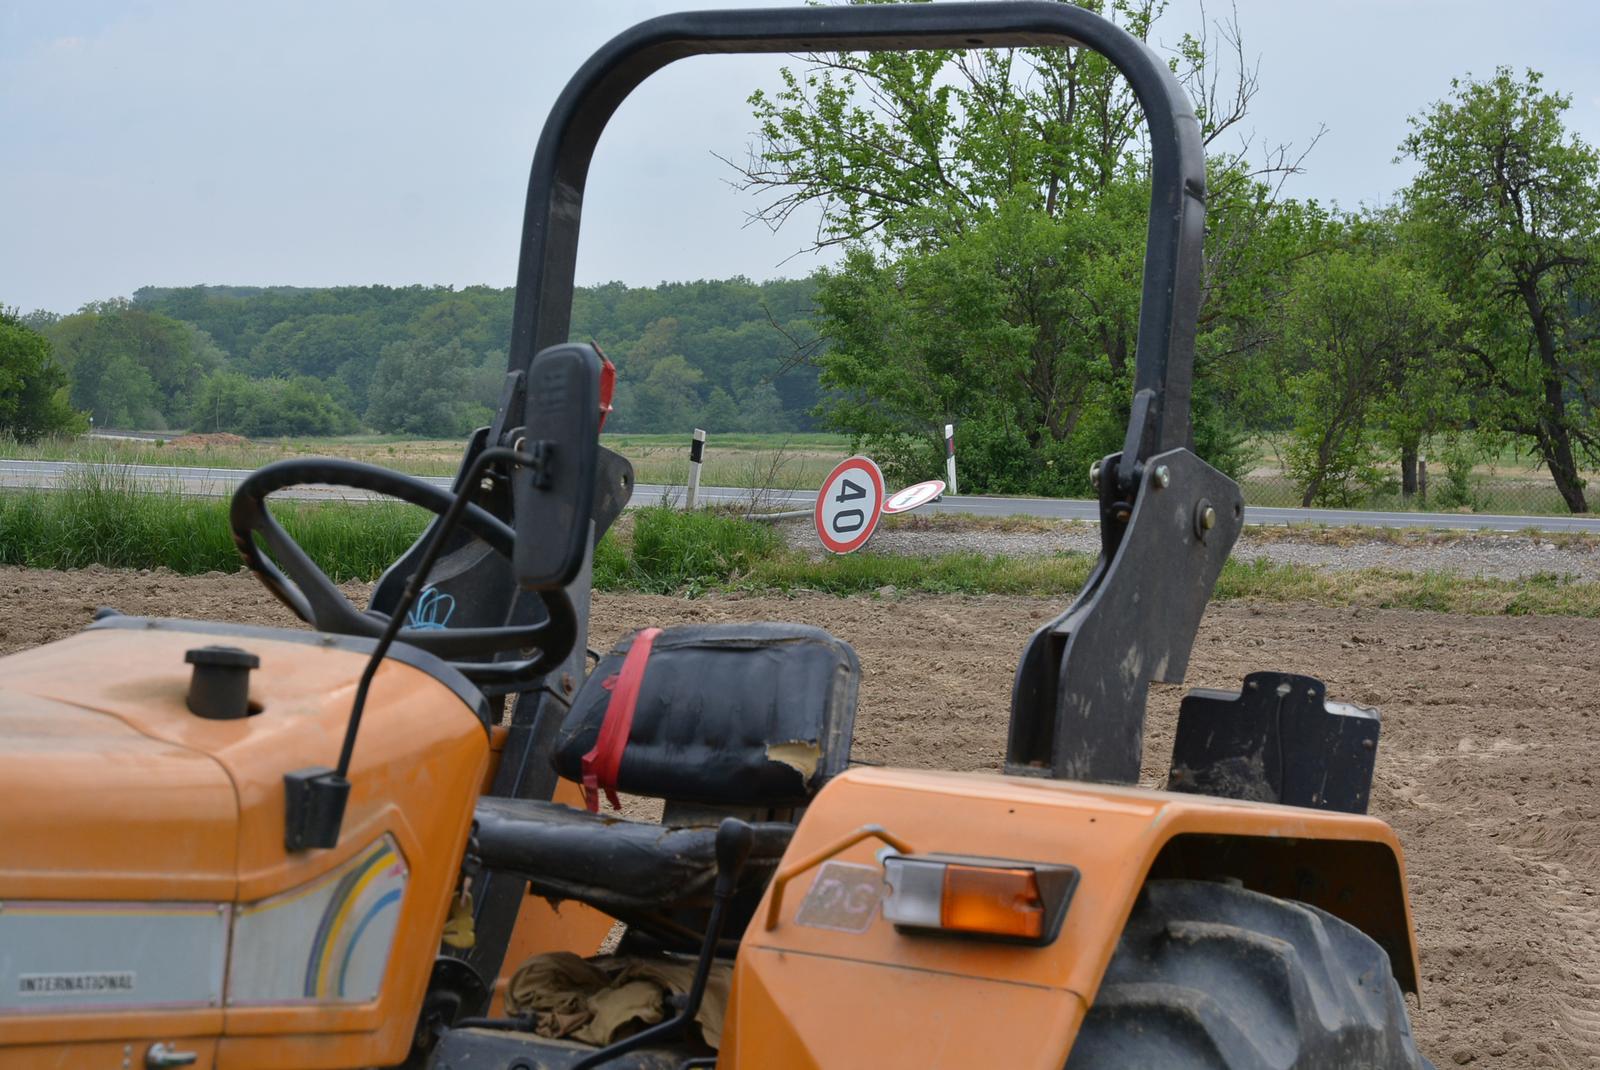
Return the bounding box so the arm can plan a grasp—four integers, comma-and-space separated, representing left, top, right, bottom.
1166, 672, 1378, 814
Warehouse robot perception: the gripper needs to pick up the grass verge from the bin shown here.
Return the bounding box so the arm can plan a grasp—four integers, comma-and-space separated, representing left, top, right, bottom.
6, 495, 1599, 619
0, 471, 426, 580
592, 510, 1600, 617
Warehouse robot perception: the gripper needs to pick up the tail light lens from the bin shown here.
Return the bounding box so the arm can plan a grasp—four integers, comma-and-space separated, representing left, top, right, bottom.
882, 855, 1079, 945
942, 865, 1045, 938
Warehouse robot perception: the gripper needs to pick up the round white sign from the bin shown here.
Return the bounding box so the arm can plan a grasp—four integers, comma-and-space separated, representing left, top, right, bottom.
882, 478, 946, 515
815, 456, 885, 554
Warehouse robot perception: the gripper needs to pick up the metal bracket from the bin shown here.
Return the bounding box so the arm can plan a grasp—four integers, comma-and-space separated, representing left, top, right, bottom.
1008, 447, 1243, 784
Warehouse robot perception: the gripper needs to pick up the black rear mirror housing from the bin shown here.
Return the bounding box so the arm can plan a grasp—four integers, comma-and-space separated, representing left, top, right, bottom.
513, 343, 602, 590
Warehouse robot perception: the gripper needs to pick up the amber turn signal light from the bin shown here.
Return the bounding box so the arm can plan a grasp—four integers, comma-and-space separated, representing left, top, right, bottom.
941, 865, 1045, 938
882, 854, 1079, 945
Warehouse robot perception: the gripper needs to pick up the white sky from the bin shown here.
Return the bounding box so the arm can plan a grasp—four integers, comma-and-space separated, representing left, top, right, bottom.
3, 0, 1597, 315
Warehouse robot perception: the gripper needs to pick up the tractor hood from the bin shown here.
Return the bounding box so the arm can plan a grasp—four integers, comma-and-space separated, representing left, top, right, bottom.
0, 616, 492, 905
0, 616, 493, 1060
0, 688, 240, 901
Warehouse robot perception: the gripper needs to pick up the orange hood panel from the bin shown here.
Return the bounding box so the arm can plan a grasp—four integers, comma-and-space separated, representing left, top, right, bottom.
0, 690, 239, 901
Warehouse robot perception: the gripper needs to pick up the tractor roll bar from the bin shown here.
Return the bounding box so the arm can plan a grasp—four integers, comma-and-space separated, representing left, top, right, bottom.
507, 0, 1207, 469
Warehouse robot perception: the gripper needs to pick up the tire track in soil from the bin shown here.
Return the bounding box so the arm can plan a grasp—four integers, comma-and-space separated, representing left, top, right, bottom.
7, 566, 1600, 1068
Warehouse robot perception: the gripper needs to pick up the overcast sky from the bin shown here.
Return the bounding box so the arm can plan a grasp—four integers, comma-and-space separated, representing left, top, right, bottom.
4, 1, 1597, 315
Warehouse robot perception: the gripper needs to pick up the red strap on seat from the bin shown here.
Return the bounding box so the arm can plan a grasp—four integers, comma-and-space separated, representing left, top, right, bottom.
581, 627, 660, 813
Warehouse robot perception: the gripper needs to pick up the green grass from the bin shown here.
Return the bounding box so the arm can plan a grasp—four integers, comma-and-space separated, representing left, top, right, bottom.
0, 468, 427, 580
7, 491, 1600, 620
604, 507, 783, 595
589, 510, 1600, 618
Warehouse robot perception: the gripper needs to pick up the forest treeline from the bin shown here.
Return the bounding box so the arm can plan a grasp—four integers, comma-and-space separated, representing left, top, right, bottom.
10, 277, 822, 438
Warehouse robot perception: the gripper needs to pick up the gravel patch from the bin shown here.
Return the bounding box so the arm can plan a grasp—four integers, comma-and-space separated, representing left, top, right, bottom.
779, 520, 1600, 581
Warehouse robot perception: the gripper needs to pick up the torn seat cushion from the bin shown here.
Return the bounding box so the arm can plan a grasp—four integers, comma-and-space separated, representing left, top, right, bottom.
553, 623, 859, 807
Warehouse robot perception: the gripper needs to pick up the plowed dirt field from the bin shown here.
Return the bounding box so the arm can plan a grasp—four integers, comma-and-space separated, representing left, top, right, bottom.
7, 564, 1596, 1068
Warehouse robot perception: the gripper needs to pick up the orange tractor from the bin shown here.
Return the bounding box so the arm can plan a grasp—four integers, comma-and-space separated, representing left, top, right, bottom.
0, 4, 1432, 1068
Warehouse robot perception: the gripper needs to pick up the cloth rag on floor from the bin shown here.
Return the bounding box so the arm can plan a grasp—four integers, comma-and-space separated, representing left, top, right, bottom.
505, 951, 732, 1049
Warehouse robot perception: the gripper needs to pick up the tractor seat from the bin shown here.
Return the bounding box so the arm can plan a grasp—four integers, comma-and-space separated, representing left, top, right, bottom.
472, 623, 859, 924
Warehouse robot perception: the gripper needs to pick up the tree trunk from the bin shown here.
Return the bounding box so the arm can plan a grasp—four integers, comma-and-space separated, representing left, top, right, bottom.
1542, 420, 1589, 513
1400, 446, 1418, 499
1520, 277, 1589, 513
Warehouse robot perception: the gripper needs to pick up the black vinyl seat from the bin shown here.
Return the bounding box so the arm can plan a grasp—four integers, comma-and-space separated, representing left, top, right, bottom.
470, 623, 859, 931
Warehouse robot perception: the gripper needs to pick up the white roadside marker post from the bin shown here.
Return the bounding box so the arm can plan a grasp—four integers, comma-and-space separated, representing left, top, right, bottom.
686, 428, 706, 510
944, 423, 958, 495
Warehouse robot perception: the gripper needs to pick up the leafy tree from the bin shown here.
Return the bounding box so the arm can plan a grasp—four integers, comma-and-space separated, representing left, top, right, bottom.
815, 196, 1136, 491
736, 381, 791, 432
44, 302, 222, 428
699, 387, 742, 431
0, 308, 84, 440
247, 313, 384, 400
735, 0, 1316, 492
629, 354, 707, 434
365, 338, 488, 436
1400, 68, 1600, 512
1276, 245, 1459, 506
189, 372, 357, 437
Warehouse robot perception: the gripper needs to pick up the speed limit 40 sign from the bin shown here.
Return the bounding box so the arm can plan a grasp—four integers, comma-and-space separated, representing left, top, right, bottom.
815, 456, 885, 554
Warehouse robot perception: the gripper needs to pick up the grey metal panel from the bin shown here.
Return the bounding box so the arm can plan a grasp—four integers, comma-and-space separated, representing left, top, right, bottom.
0, 902, 228, 1013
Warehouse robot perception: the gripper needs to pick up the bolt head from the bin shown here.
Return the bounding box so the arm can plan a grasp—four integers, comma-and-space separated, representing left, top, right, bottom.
1088, 460, 1101, 490
1153, 464, 1171, 489
1201, 505, 1217, 530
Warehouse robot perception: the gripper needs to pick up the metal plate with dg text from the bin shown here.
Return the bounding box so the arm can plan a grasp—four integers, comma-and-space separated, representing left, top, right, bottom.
794, 861, 885, 934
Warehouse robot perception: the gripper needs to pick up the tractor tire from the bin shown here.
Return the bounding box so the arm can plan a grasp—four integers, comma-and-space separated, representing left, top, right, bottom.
1065, 879, 1433, 1070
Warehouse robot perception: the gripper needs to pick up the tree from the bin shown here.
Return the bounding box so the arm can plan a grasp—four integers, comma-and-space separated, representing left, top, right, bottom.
1276, 245, 1459, 506
814, 195, 1136, 492
1400, 68, 1600, 512
733, 0, 1318, 491
131, 278, 826, 436
365, 339, 488, 436
189, 372, 356, 437
45, 302, 222, 428
0, 308, 84, 441
699, 387, 742, 431
630, 355, 707, 433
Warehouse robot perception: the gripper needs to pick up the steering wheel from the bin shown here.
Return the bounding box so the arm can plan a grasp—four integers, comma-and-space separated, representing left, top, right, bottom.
229, 457, 575, 686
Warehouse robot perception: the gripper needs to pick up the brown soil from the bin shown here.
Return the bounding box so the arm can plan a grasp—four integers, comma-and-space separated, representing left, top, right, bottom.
163, 432, 250, 449
6, 565, 1597, 1068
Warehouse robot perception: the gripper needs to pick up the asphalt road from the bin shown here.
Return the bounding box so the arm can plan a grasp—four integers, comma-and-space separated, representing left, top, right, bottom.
6, 458, 1600, 533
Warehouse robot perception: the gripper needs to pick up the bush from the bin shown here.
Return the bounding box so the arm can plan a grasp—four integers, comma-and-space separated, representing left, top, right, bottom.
1433, 434, 1483, 511
623, 507, 781, 594
189, 372, 357, 437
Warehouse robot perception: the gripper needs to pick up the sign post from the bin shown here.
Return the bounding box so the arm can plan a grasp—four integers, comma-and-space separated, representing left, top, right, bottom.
944, 423, 958, 495
814, 456, 885, 554
686, 428, 706, 509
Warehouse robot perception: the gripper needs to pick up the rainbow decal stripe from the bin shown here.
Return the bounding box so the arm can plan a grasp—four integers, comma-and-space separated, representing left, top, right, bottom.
228, 835, 409, 1006
303, 840, 405, 998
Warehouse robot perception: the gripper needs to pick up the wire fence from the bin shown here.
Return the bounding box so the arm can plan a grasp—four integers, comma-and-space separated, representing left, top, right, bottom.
1235, 436, 1594, 517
